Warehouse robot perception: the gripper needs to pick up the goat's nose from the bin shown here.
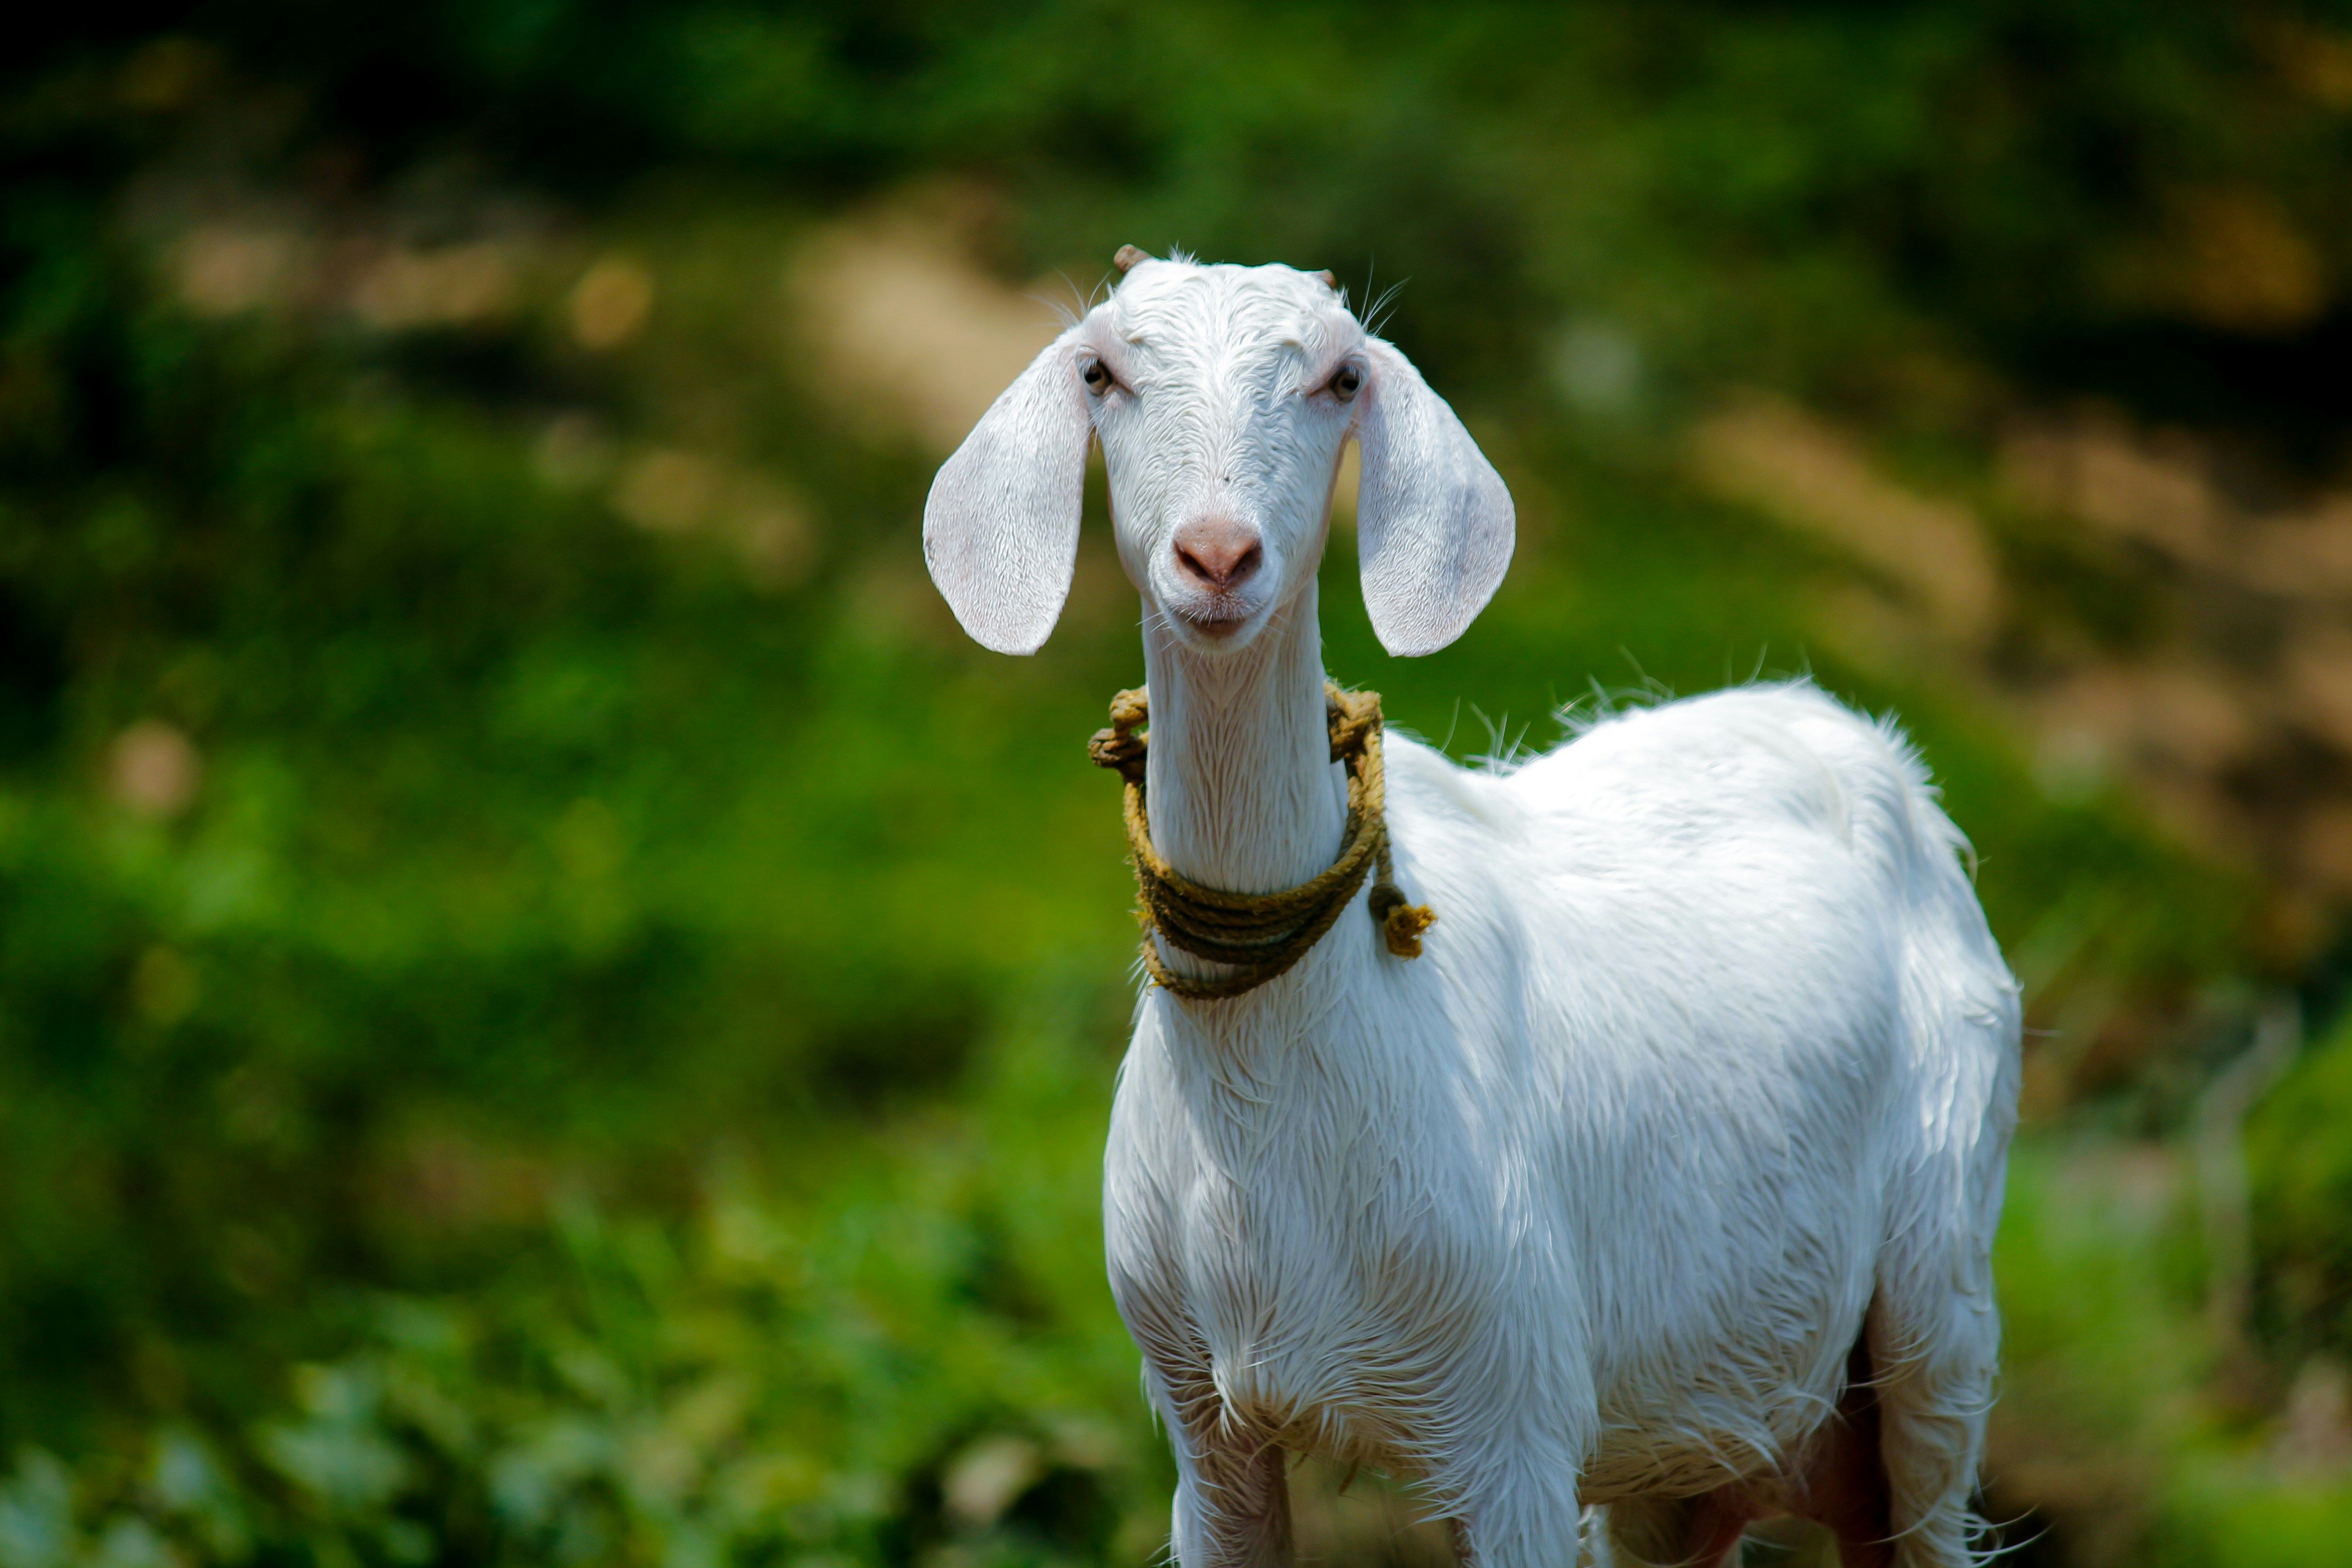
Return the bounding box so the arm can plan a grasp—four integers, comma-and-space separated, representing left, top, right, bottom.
1172, 517, 1264, 590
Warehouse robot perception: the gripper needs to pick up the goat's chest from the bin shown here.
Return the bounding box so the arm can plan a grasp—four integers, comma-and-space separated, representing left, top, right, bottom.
1104, 1012, 1498, 1446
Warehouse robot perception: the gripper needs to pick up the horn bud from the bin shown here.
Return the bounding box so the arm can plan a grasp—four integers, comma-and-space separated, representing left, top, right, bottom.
1113, 245, 1149, 273
1316, 270, 1338, 289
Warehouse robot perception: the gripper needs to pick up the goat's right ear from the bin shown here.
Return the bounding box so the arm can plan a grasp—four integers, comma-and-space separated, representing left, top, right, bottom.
922, 328, 1093, 655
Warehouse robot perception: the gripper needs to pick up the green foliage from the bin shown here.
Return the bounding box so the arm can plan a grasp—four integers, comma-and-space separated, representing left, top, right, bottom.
0, 985, 1170, 1565
2251, 1012, 2352, 1352
1996, 1134, 2352, 1568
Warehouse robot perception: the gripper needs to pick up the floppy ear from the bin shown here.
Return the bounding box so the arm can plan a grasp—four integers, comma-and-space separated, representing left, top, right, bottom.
1352, 338, 1515, 657
922, 327, 1093, 654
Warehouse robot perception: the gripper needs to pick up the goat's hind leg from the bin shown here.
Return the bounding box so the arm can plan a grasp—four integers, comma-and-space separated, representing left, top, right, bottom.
1869, 863, 2018, 1568
1788, 1333, 1894, 1568
1864, 1265, 1999, 1568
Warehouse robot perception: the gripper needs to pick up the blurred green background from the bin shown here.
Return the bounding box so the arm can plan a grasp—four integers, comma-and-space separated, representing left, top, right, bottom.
9, 4, 2352, 1564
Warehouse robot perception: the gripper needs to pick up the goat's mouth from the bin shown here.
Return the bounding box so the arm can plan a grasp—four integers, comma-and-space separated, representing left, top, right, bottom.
1165, 596, 1260, 641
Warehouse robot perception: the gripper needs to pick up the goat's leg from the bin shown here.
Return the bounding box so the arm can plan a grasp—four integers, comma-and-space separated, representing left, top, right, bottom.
1785, 1333, 1894, 1568
1132, 1331, 1295, 1568
1170, 1438, 1293, 1568
1864, 1267, 1999, 1568
1145, 1355, 1294, 1568
1445, 1457, 1588, 1568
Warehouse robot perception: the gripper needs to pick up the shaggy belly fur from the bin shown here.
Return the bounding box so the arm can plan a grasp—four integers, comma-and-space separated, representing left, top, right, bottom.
1118, 1136, 1872, 1505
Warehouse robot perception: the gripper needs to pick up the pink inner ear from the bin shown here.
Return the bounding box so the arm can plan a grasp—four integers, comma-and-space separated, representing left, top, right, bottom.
921, 328, 1094, 655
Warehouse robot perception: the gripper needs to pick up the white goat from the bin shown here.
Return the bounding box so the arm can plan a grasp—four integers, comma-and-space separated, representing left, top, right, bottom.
923, 253, 2021, 1568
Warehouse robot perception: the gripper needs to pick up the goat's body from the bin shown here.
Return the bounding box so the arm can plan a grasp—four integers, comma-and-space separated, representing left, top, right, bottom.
923, 252, 2018, 1568
1107, 681, 2020, 1568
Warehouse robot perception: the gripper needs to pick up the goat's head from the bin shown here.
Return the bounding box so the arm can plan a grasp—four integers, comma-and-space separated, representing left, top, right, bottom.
922, 251, 1514, 657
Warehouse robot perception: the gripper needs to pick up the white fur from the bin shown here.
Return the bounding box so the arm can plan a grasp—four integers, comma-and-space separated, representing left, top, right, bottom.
922, 256, 2022, 1568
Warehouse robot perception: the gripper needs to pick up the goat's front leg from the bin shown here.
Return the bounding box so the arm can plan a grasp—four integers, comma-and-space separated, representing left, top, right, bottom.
1170, 1434, 1293, 1568
1445, 1453, 1588, 1568
1142, 1357, 1294, 1568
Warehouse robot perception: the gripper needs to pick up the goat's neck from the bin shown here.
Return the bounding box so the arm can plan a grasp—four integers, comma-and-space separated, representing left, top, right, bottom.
1141, 583, 1347, 896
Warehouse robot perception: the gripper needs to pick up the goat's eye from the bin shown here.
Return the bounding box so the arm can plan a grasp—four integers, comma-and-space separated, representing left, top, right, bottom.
1329, 365, 1362, 402
1082, 358, 1112, 394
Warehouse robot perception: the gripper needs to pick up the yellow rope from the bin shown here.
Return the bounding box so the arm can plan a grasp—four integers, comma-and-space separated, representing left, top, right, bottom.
1088, 683, 1436, 1000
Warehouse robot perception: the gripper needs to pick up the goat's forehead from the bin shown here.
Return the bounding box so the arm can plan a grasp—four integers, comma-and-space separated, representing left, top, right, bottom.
1101, 261, 1352, 361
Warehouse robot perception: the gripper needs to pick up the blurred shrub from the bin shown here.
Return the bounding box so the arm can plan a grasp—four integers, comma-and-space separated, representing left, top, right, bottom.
0, 983, 1165, 1567
2251, 1011, 2352, 1353
22, 3, 2352, 438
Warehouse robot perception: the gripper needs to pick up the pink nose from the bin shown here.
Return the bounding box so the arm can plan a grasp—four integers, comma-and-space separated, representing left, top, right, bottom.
1172, 517, 1264, 590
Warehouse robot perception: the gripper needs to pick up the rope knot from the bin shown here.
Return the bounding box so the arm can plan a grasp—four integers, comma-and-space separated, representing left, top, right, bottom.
1369, 882, 1437, 959
1088, 681, 1436, 1000
1087, 687, 1151, 785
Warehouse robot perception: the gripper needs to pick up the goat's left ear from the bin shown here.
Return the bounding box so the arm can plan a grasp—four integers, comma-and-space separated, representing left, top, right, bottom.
1352, 338, 1515, 657
923, 327, 1093, 654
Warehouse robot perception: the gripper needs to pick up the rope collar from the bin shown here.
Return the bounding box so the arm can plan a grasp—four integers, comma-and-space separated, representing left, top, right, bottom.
1088, 682, 1435, 1001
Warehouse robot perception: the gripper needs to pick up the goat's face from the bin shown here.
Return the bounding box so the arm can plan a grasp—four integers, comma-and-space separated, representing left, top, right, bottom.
924, 253, 1513, 660
1083, 261, 1358, 652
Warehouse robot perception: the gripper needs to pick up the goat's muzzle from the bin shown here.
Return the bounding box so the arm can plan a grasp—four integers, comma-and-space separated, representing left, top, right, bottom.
1171, 516, 1263, 593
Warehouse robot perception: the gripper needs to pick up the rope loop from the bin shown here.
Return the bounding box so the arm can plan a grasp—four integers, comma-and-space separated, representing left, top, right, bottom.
1088, 682, 1436, 1000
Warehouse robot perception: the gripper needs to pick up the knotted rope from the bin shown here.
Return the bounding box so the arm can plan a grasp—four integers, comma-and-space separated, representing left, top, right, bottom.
1088, 683, 1436, 1001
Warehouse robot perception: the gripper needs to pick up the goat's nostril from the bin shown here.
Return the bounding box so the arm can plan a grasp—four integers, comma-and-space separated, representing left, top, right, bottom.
1177, 545, 1245, 587
1172, 521, 1263, 590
